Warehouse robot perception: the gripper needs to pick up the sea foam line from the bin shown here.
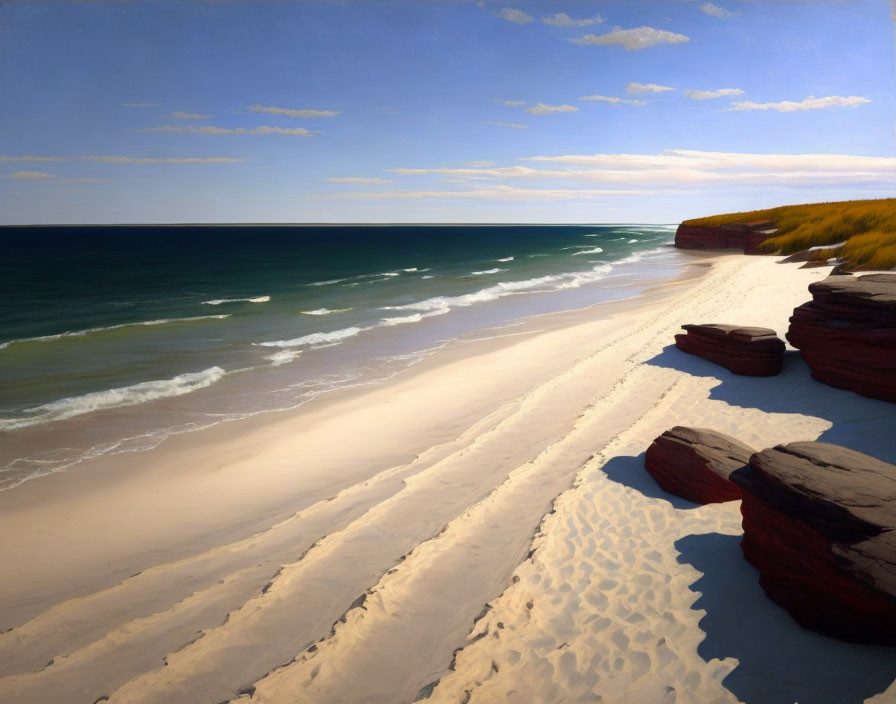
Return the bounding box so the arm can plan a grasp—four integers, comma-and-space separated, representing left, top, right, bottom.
0, 315, 231, 350
300, 308, 353, 316
203, 295, 270, 305
0, 366, 227, 431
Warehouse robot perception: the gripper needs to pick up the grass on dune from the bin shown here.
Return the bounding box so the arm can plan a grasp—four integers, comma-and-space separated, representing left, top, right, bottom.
683, 198, 896, 270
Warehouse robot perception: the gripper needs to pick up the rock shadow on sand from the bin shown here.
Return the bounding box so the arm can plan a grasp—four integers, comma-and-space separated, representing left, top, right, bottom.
676, 532, 896, 704
600, 453, 701, 510
645, 345, 896, 464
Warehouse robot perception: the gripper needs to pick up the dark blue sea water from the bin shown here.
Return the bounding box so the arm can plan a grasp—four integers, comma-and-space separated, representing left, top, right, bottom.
0, 224, 682, 489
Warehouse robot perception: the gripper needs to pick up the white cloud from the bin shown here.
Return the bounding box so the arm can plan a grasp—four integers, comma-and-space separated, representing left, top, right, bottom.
489, 121, 528, 129
325, 177, 392, 184
570, 26, 690, 50
0, 155, 66, 162
494, 8, 533, 24
145, 125, 318, 136
247, 104, 340, 118
6, 170, 53, 180
465, 160, 497, 167
330, 185, 648, 202
524, 103, 578, 115
542, 12, 604, 27
166, 111, 212, 119
496, 99, 525, 106
123, 103, 159, 108
684, 88, 745, 100
626, 82, 674, 94
82, 156, 242, 164
580, 95, 646, 106
387, 150, 896, 190
729, 95, 871, 112
700, 3, 738, 18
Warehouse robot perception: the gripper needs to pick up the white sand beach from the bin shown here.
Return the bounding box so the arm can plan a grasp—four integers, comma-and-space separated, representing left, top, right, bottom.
1, 253, 895, 704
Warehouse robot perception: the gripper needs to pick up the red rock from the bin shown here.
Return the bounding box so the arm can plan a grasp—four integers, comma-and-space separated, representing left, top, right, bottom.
644, 426, 750, 504
732, 442, 896, 644
675, 220, 776, 254
675, 324, 785, 376
786, 273, 896, 402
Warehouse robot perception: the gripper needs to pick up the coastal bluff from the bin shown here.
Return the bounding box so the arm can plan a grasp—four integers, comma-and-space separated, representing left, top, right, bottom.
732, 442, 896, 644
675, 220, 777, 253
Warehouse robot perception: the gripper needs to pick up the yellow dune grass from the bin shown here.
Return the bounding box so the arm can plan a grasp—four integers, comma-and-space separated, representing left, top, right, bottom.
684, 198, 896, 270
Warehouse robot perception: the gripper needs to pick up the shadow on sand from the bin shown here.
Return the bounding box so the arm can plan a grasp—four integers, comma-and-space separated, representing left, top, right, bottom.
600, 346, 896, 701
645, 344, 896, 463
676, 532, 896, 704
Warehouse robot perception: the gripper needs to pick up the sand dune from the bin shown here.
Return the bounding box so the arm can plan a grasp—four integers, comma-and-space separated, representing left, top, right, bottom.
1, 254, 894, 703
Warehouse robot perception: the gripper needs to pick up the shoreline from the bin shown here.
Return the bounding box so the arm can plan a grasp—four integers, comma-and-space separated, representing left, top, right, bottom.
1, 251, 894, 703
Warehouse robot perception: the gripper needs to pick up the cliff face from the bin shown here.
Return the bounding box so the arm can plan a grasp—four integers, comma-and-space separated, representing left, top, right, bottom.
732, 442, 896, 644
786, 273, 896, 402
675, 220, 776, 254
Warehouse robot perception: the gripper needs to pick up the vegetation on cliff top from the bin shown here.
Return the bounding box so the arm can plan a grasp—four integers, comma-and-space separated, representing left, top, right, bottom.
683, 198, 896, 270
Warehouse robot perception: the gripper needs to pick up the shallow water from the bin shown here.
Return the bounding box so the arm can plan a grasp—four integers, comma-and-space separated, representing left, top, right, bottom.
0, 224, 683, 489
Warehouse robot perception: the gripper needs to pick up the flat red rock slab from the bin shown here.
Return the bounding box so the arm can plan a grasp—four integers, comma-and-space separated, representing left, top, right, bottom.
675, 323, 785, 376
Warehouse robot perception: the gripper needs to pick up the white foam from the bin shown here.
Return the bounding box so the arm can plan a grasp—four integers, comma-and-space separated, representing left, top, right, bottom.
421, 275, 435, 280
382, 272, 400, 277
203, 295, 270, 305
0, 315, 231, 350
257, 326, 366, 349
381, 313, 424, 326
265, 349, 303, 366
300, 308, 353, 316
628, 239, 639, 243
471, 268, 506, 276
0, 367, 226, 431
572, 247, 603, 256
382, 264, 615, 314
496, 256, 514, 262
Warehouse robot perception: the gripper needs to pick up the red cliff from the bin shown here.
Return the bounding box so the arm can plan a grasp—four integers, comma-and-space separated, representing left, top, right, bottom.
675, 220, 777, 254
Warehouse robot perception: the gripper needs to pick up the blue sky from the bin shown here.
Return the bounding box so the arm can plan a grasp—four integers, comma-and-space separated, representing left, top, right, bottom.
1, 0, 894, 223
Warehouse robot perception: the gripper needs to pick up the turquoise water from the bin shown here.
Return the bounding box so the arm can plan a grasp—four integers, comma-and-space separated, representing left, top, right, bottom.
0, 224, 681, 489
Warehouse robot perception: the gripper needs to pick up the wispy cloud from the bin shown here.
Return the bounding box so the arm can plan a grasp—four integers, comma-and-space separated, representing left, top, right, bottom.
165, 111, 212, 119
489, 121, 528, 129
626, 82, 674, 94
580, 95, 646, 106
0, 155, 66, 162
684, 88, 745, 100
330, 185, 648, 202
570, 26, 690, 50
700, 3, 738, 18
542, 12, 604, 28
6, 170, 53, 180
3, 171, 109, 183
123, 103, 159, 109
145, 125, 318, 136
247, 104, 340, 118
524, 103, 578, 115
82, 156, 242, 164
386, 150, 896, 190
325, 176, 392, 184
494, 8, 533, 24
729, 95, 871, 112
496, 99, 525, 106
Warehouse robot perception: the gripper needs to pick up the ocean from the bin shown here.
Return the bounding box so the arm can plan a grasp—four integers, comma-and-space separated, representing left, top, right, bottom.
0, 224, 683, 490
